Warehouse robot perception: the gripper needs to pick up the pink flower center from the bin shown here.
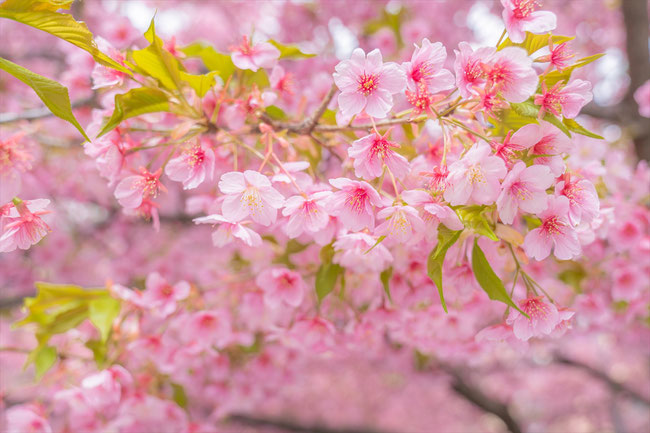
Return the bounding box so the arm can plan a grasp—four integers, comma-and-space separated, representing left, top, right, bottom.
346, 187, 369, 213
562, 182, 582, 204
542, 215, 564, 236
512, 0, 539, 19
464, 59, 483, 82
520, 296, 552, 320
369, 136, 394, 161
161, 285, 174, 298
186, 145, 205, 168
511, 181, 532, 201
242, 187, 263, 211
139, 173, 162, 198
468, 165, 486, 184
411, 62, 433, 83
357, 73, 379, 96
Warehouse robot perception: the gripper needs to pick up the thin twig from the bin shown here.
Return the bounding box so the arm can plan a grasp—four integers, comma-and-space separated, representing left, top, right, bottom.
0, 98, 95, 124
228, 414, 394, 433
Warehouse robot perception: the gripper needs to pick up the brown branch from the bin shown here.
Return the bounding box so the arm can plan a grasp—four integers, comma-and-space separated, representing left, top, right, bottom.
442, 367, 523, 433
0, 97, 95, 124
228, 414, 394, 433
555, 355, 650, 407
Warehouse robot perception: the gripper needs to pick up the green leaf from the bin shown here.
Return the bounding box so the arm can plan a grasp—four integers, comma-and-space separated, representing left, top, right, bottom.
181, 42, 235, 82
427, 226, 463, 313
269, 39, 315, 59
0, 0, 130, 74
456, 206, 498, 241
498, 32, 574, 54
0, 57, 88, 140
31, 345, 57, 380
380, 267, 393, 303
131, 18, 182, 90
471, 239, 526, 316
510, 101, 540, 118
98, 87, 169, 137
88, 297, 121, 342
315, 244, 343, 302
265, 105, 287, 120
171, 383, 188, 408
242, 68, 269, 88
85, 339, 107, 368
543, 112, 571, 137
562, 118, 604, 139
179, 71, 218, 97
544, 53, 605, 87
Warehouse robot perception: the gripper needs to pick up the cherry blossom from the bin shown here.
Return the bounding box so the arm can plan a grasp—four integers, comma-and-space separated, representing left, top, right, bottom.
281, 191, 330, 238
165, 140, 216, 190
375, 205, 425, 245
506, 296, 561, 340
325, 178, 385, 231
347, 130, 410, 180
497, 161, 554, 224
501, 0, 557, 44
255, 267, 306, 308
524, 195, 581, 260
194, 214, 262, 247
0, 198, 51, 253
114, 167, 166, 209
535, 79, 593, 118
230, 36, 280, 72
218, 170, 285, 226
402, 38, 455, 94
333, 48, 406, 118
554, 175, 600, 225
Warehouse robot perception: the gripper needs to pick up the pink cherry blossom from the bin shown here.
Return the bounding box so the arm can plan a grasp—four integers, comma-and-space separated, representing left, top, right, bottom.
555, 175, 600, 225
347, 130, 410, 180
537, 40, 574, 72
497, 161, 554, 224
4, 405, 52, 433
375, 205, 425, 245
141, 272, 190, 316
633, 79, 650, 118
325, 178, 385, 231
483, 47, 538, 103
165, 140, 215, 190
0, 198, 51, 253
281, 191, 330, 238
402, 190, 464, 238
114, 167, 166, 209
506, 296, 561, 340
524, 195, 581, 260
333, 48, 406, 119
194, 214, 262, 247
535, 79, 593, 118
333, 232, 392, 273
402, 38, 455, 93
184, 310, 232, 350
454, 42, 494, 99
230, 36, 280, 72
509, 120, 571, 175
501, 0, 557, 44
91, 37, 127, 89
218, 170, 285, 226
444, 141, 507, 206
255, 267, 305, 308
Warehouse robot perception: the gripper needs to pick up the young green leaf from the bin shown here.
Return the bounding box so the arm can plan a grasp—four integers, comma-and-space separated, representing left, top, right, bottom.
498, 32, 574, 54
0, 57, 89, 140
98, 88, 169, 137
88, 297, 121, 342
543, 53, 605, 87
427, 226, 463, 313
269, 39, 316, 59
171, 383, 188, 408
562, 118, 604, 139
315, 263, 343, 303
471, 239, 526, 316
380, 267, 393, 303
181, 42, 235, 82
179, 71, 218, 97
0, 0, 130, 74
131, 18, 183, 90
543, 112, 571, 137
31, 345, 57, 380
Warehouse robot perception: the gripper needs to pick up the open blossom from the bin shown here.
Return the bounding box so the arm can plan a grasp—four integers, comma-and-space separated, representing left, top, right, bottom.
506, 296, 561, 340
402, 190, 463, 240
333, 48, 406, 119
535, 79, 593, 118
0, 198, 51, 253
555, 175, 600, 225
281, 192, 330, 238
185, 310, 232, 350
483, 47, 538, 103
509, 120, 571, 175
348, 130, 410, 180
375, 205, 425, 245
4, 405, 52, 433
402, 38, 454, 93
633, 79, 650, 118
255, 267, 306, 308
501, 0, 557, 44
444, 141, 507, 206
194, 214, 262, 247
91, 37, 127, 89
537, 39, 574, 72
497, 161, 554, 224
165, 140, 215, 190
524, 195, 581, 260
325, 178, 385, 231
454, 42, 494, 98
333, 232, 392, 273
141, 272, 190, 316
218, 170, 285, 226
0, 132, 31, 202
114, 167, 166, 209
230, 36, 280, 72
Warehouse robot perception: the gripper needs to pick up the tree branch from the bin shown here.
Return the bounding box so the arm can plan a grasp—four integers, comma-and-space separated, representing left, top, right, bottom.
0, 97, 95, 124
554, 355, 650, 407
442, 367, 523, 433
228, 414, 393, 433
